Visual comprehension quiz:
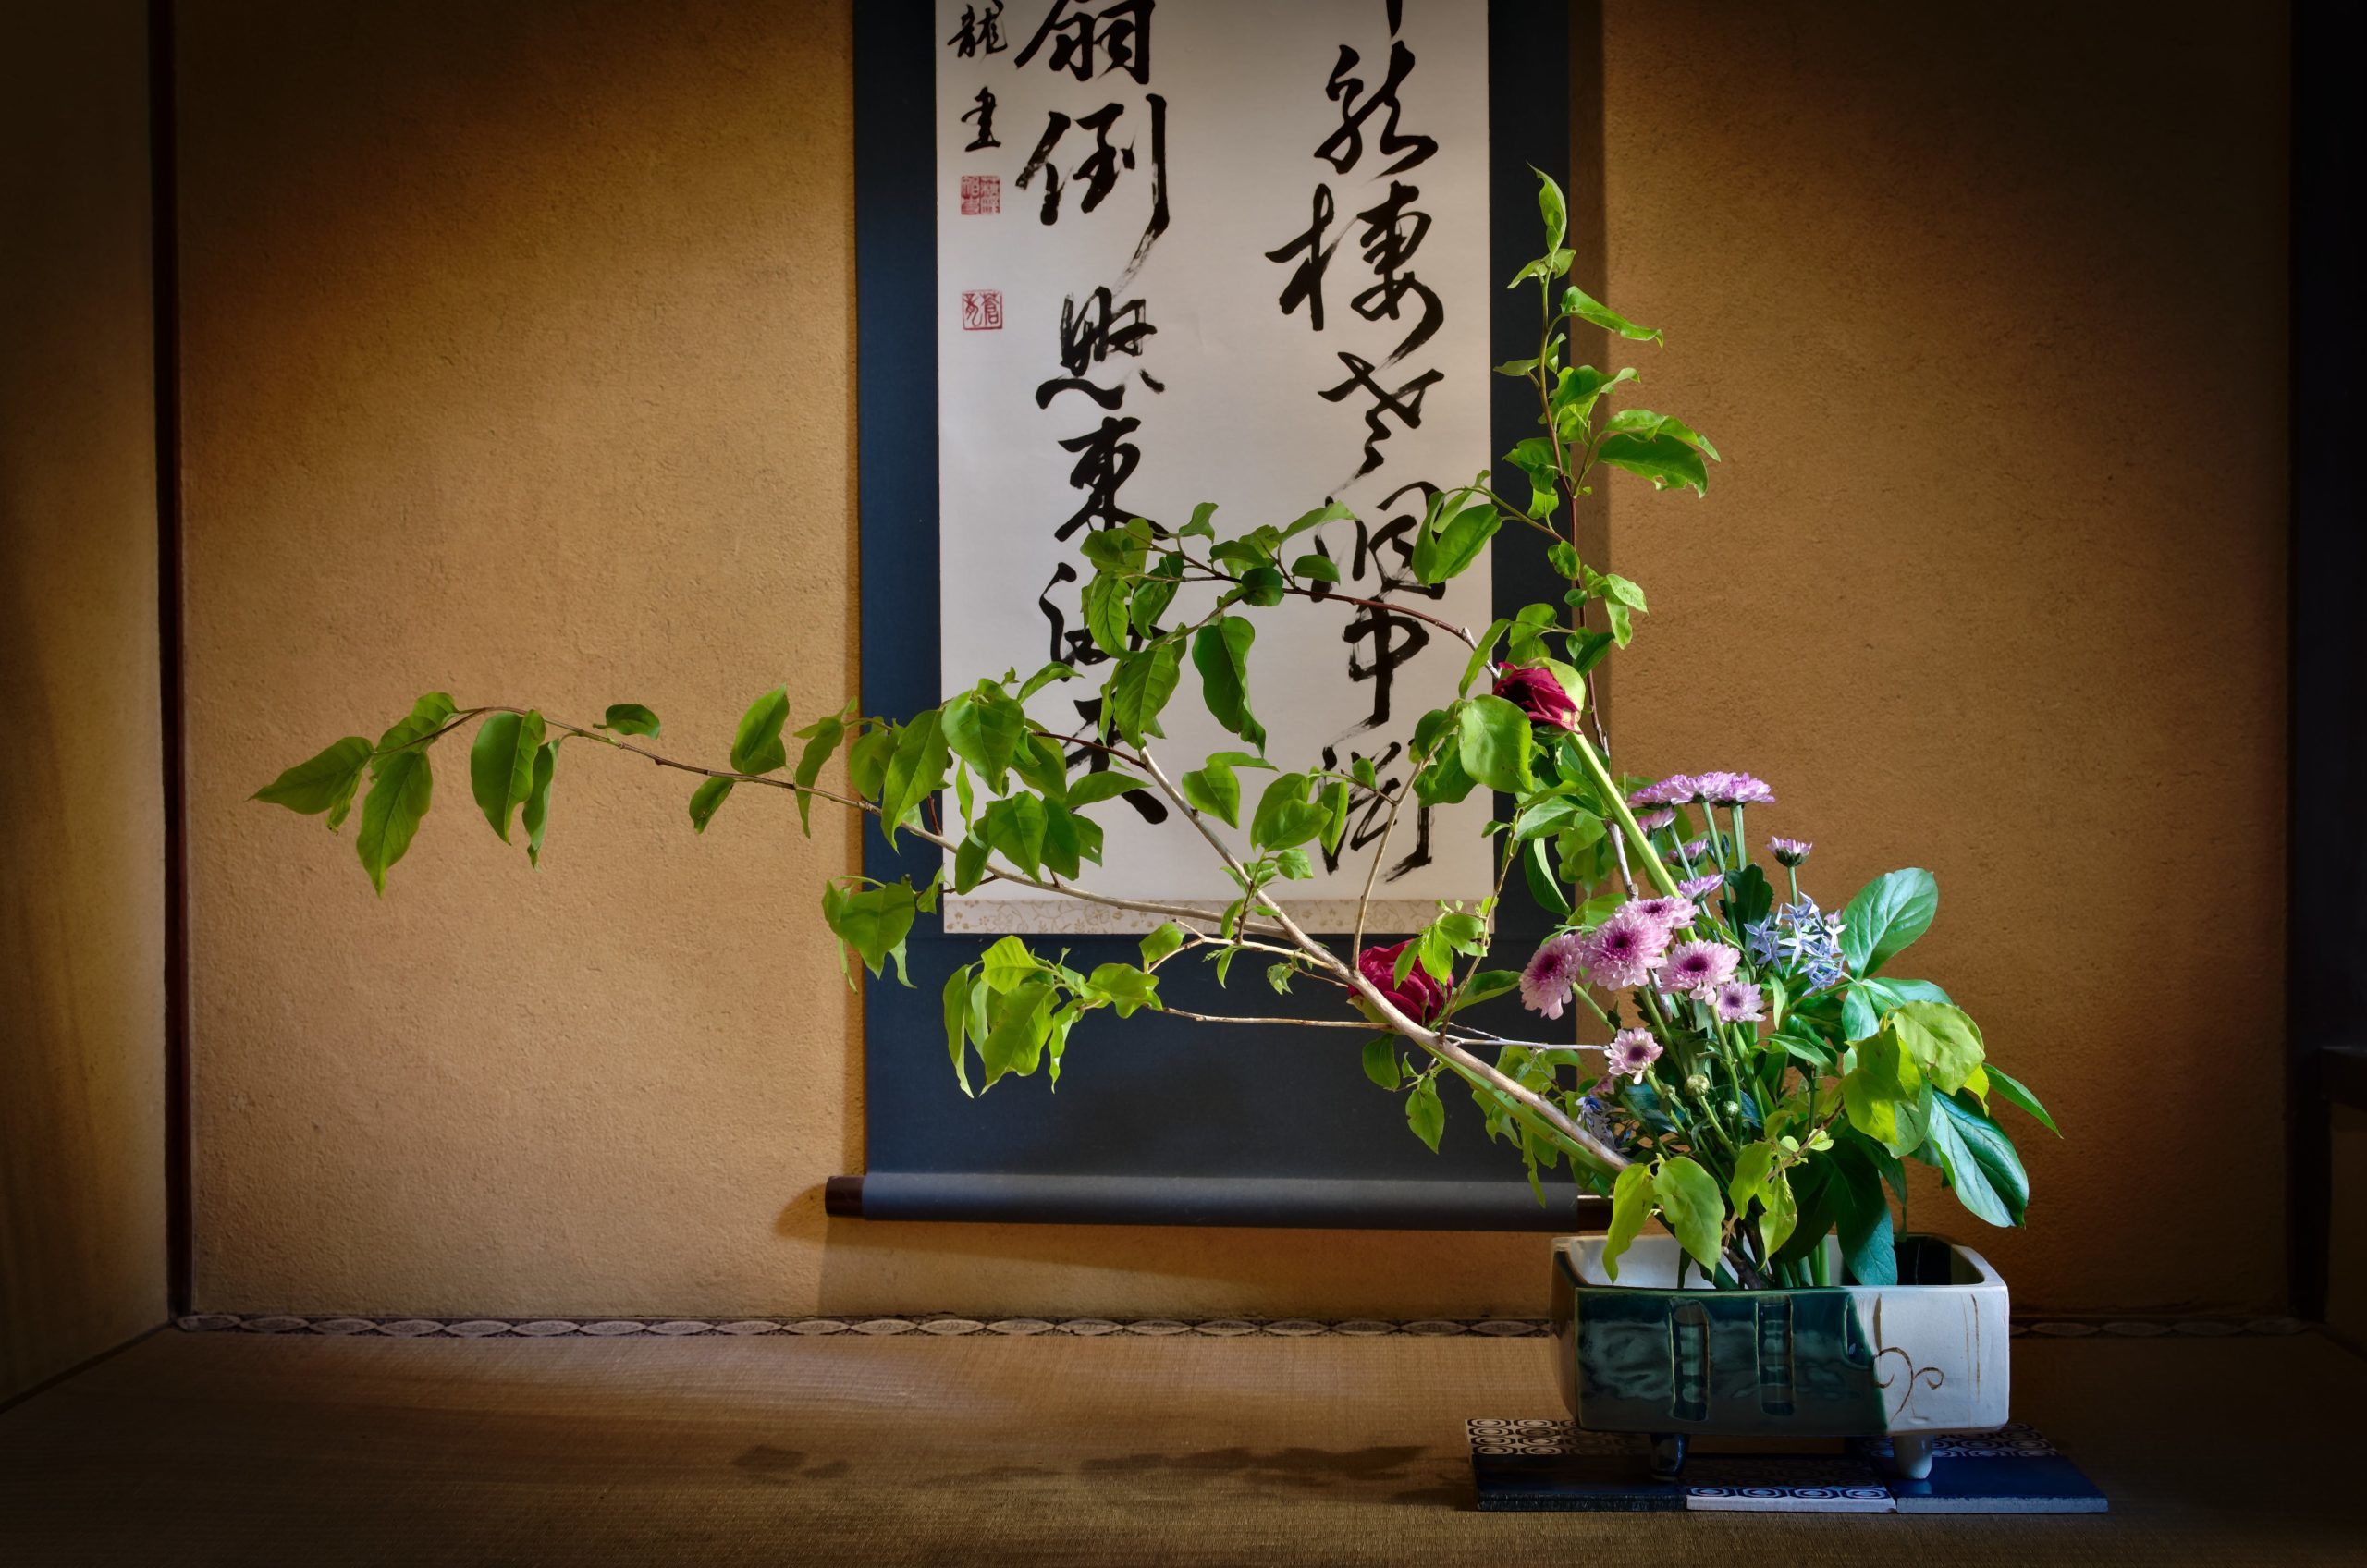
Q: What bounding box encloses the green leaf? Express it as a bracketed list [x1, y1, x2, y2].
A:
[1105, 640, 1183, 745]
[730, 687, 791, 774]
[952, 831, 989, 894]
[1082, 571, 1133, 656]
[1065, 769, 1147, 807]
[1318, 779, 1351, 856]
[1883, 1001, 1985, 1096]
[1016, 661, 1075, 701]
[978, 977, 1055, 1085]
[1986, 1065, 2061, 1136]
[1248, 772, 1329, 851]
[253, 735, 374, 830]
[1290, 553, 1340, 582]
[1842, 1030, 1928, 1159]
[790, 715, 846, 834]
[940, 689, 1026, 794]
[355, 747, 434, 895]
[1561, 284, 1662, 343]
[468, 709, 545, 843]
[980, 934, 1040, 993]
[1362, 1036, 1403, 1091]
[1405, 1075, 1446, 1152]
[1604, 409, 1720, 463]
[941, 964, 975, 1096]
[1595, 432, 1709, 496]
[1727, 1142, 1797, 1256]
[1085, 962, 1160, 1018]
[1139, 922, 1186, 968]
[1279, 499, 1354, 540]
[1832, 1144, 1898, 1286]
[1456, 695, 1536, 792]
[521, 740, 558, 864]
[1192, 617, 1265, 752]
[1924, 1091, 2028, 1226]
[821, 879, 921, 985]
[1445, 970, 1521, 1017]
[1600, 1162, 1654, 1281]
[373, 692, 458, 764]
[1842, 868, 1938, 976]
[1534, 167, 1568, 255]
[1652, 1155, 1725, 1274]
[877, 709, 948, 848]
[846, 723, 896, 799]
[984, 793, 1047, 875]
[1181, 760, 1240, 827]
[1178, 501, 1220, 539]
[597, 703, 661, 737]
[688, 776, 734, 833]
[1413, 501, 1501, 583]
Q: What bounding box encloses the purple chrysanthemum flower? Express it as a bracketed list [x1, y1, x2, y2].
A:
[1628, 773, 1699, 808]
[1578, 906, 1672, 992]
[1687, 770, 1737, 804]
[1680, 837, 1712, 861]
[1769, 836, 1812, 866]
[1705, 773, 1775, 806]
[1677, 873, 1723, 900]
[1628, 895, 1697, 932]
[1713, 980, 1765, 1023]
[1635, 807, 1676, 832]
[1662, 939, 1740, 998]
[1518, 931, 1590, 1021]
[1604, 1027, 1663, 1083]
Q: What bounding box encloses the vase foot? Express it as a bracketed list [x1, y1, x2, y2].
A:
[1887, 1432, 1934, 1480]
[1649, 1433, 1688, 1479]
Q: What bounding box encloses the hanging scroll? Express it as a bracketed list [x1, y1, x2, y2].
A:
[934, 0, 1494, 933]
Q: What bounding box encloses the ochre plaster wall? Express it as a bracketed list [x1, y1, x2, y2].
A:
[184, 0, 2289, 1317]
[0, 1, 167, 1398]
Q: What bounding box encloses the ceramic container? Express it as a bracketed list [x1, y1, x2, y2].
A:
[1549, 1232, 2010, 1478]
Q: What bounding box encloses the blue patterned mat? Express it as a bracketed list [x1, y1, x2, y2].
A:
[1468, 1419, 2107, 1513]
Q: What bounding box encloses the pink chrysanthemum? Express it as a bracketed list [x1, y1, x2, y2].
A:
[1635, 807, 1676, 832]
[1713, 980, 1765, 1023]
[1579, 907, 1671, 992]
[1681, 837, 1712, 861]
[1704, 772, 1775, 806]
[1628, 774, 1698, 807]
[1677, 873, 1724, 900]
[1662, 940, 1740, 998]
[1769, 837, 1812, 866]
[1627, 895, 1698, 932]
[1604, 1027, 1663, 1083]
[1519, 931, 1590, 1021]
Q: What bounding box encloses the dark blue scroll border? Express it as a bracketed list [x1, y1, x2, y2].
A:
[844, 0, 1603, 1230]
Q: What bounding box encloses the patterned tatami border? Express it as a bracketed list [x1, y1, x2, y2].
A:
[174, 1313, 2314, 1341]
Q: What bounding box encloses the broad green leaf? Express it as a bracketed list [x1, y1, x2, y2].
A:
[1279, 500, 1353, 540]
[598, 704, 660, 737]
[1884, 1001, 1985, 1096]
[791, 715, 846, 834]
[373, 692, 458, 765]
[1192, 617, 1265, 751]
[1016, 661, 1074, 700]
[730, 686, 791, 774]
[1600, 1161, 1654, 1280]
[941, 964, 975, 1096]
[1842, 868, 1938, 976]
[1456, 695, 1536, 792]
[468, 709, 544, 843]
[1291, 553, 1340, 582]
[1405, 1075, 1446, 1152]
[253, 735, 373, 830]
[846, 724, 896, 799]
[1987, 1064, 2061, 1136]
[1139, 922, 1186, 968]
[355, 747, 434, 895]
[1534, 167, 1567, 255]
[1085, 962, 1160, 1018]
[1561, 284, 1662, 343]
[985, 793, 1047, 874]
[1652, 1155, 1725, 1274]
[521, 740, 558, 865]
[1594, 431, 1708, 496]
[1924, 1090, 2028, 1226]
[1318, 779, 1351, 856]
[1832, 1143, 1899, 1286]
[940, 689, 1025, 794]
[1842, 1031, 1928, 1158]
[952, 831, 989, 894]
[688, 776, 733, 832]
[1249, 773, 1329, 851]
[979, 977, 1055, 1086]
[1065, 769, 1147, 807]
[1603, 409, 1720, 463]
[1082, 571, 1132, 656]
[1010, 731, 1068, 801]
[820, 879, 920, 985]
[1177, 501, 1220, 539]
[877, 709, 948, 848]
[1362, 1035, 1403, 1090]
[1039, 797, 1085, 878]
[980, 934, 1039, 993]
[1413, 502, 1501, 583]
[1105, 640, 1183, 745]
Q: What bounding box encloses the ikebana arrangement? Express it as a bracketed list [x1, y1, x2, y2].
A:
[256, 171, 2054, 1313]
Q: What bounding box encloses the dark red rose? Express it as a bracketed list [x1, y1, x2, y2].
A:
[1492, 664, 1579, 730]
[1356, 939, 1448, 1025]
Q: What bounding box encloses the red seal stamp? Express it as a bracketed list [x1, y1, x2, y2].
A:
[960, 174, 1000, 215]
[960, 290, 1004, 331]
